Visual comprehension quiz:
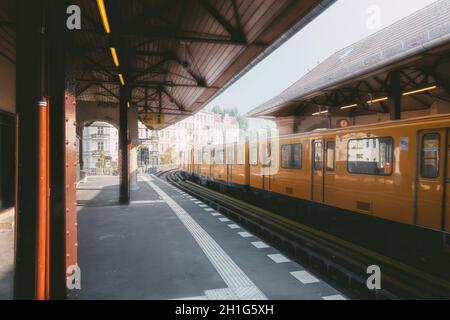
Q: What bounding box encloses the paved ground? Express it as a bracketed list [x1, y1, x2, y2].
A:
[0, 210, 14, 300]
[77, 175, 346, 300]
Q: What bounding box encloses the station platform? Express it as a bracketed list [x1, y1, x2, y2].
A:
[0, 209, 14, 300]
[77, 174, 347, 300]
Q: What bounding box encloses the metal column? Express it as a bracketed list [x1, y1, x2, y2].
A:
[120, 86, 130, 204]
[388, 70, 401, 120]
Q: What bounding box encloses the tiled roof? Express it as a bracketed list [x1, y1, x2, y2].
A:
[247, 0, 450, 117]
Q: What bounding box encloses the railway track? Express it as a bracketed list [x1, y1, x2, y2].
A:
[164, 170, 450, 300]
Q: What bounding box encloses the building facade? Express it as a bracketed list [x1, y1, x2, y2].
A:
[82, 122, 119, 175]
[138, 111, 241, 168]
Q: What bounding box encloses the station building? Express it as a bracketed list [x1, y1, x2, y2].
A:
[247, 1, 450, 134]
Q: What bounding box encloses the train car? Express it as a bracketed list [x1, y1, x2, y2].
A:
[249, 114, 450, 233]
[180, 114, 450, 234]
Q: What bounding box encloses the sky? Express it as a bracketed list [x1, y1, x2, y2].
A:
[202, 0, 438, 130]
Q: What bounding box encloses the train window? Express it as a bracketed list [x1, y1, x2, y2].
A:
[262, 143, 272, 167]
[281, 144, 302, 169]
[250, 144, 258, 166]
[0, 112, 15, 211]
[326, 141, 335, 172]
[313, 141, 323, 171]
[236, 144, 245, 165]
[226, 145, 234, 164]
[421, 133, 440, 179]
[347, 137, 393, 175]
[216, 148, 224, 164]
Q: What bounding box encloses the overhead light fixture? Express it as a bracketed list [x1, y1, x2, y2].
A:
[312, 110, 329, 116]
[118, 73, 125, 86]
[127, 102, 131, 108]
[110, 47, 119, 67]
[97, 0, 111, 34]
[402, 85, 437, 96]
[340, 103, 358, 110]
[367, 97, 388, 104]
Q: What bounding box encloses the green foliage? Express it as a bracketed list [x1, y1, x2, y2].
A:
[160, 145, 174, 164]
[211, 106, 248, 131]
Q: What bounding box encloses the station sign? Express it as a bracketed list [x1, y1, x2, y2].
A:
[139, 113, 165, 126]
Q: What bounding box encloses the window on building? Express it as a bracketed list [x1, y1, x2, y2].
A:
[313, 141, 323, 171]
[421, 133, 440, 178]
[97, 126, 104, 135]
[347, 137, 393, 175]
[326, 141, 335, 172]
[281, 144, 302, 169]
[250, 144, 258, 166]
[97, 142, 104, 151]
[0, 112, 15, 210]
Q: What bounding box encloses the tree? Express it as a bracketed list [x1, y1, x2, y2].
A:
[211, 105, 223, 115]
[212, 106, 248, 131]
[160, 146, 174, 164]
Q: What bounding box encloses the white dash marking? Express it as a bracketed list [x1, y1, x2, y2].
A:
[228, 224, 240, 229]
[211, 212, 221, 217]
[322, 295, 347, 300]
[251, 241, 270, 249]
[219, 218, 231, 222]
[290, 271, 320, 284]
[238, 232, 253, 238]
[198, 204, 207, 208]
[204, 208, 214, 212]
[267, 254, 290, 263]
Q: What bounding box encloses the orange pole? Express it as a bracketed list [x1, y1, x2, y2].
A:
[45, 97, 51, 299]
[36, 97, 50, 300]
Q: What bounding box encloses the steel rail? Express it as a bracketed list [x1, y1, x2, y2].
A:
[165, 171, 450, 300]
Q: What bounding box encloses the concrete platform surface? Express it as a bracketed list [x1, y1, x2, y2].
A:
[0, 209, 14, 300]
[77, 175, 346, 300]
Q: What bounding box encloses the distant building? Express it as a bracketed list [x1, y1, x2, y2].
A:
[82, 122, 119, 175]
[138, 111, 240, 168]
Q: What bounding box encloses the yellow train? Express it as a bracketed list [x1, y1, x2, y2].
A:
[181, 114, 450, 234]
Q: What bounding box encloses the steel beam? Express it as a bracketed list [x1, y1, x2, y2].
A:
[388, 70, 402, 120]
[119, 86, 130, 204]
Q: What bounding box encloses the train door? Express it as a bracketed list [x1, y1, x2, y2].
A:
[226, 144, 234, 183]
[446, 133, 450, 232]
[262, 142, 271, 191]
[311, 139, 324, 202]
[415, 128, 449, 232]
[324, 139, 336, 203]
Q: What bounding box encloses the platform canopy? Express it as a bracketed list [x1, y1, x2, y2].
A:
[63, 0, 333, 129]
[247, 0, 450, 119]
